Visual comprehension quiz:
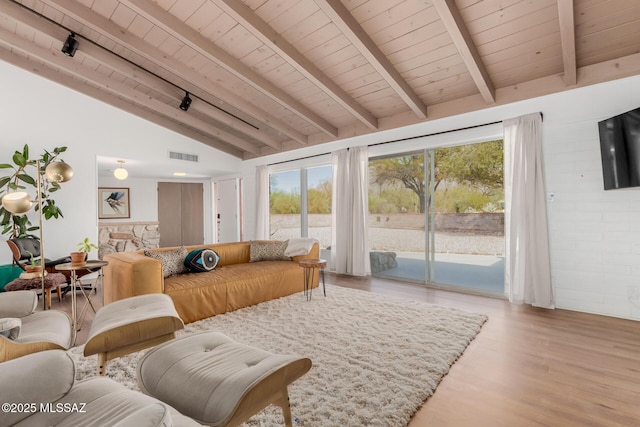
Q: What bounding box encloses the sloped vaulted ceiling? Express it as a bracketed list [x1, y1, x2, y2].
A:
[1, 0, 639, 159]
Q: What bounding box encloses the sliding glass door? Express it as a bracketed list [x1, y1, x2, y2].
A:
[369, 152, 428, 281]
[368, 140, 505, 295]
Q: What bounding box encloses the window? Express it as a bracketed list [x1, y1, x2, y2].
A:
[269, 165, 332, 252]
[269, 169, 301, 240]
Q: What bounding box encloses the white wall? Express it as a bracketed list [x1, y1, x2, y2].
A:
[241, 74, 640, 321]
[98, 175, 214, 243]
[0, 60, 240, 262]
[98, 176, 159, 222]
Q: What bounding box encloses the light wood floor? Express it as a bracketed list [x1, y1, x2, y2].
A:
[49, 275, 640, 426]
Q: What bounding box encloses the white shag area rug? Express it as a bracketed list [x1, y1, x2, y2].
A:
[69, 285, 487, 426]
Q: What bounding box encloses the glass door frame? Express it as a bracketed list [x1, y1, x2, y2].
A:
[369, 123, 504, 293]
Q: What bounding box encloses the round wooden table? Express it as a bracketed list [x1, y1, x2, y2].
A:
[298, 259, 326, 301]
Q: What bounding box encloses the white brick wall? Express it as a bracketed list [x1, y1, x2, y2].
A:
[542, 76, 640, 320]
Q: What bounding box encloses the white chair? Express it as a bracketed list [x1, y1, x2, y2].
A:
[0, 350, 202, 426]
[0, 290, 73, 362]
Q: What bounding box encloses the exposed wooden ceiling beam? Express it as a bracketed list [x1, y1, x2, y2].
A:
[0, 26, 260, 156]
[314, 0, 427, 119]
[41, 0, 309, 146]
[215, 0, 379, 130]
[85, 47, 283, 150]
[120, 0, 338, 139]
[558, 0, 577, 86]
[82, 45, 283, 150]
[431, 0, 496, 104]
[0, 48, 244, 158]
[3, 0, 282, 151]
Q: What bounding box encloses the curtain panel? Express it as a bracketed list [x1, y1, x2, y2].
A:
[503, 113, 554, 308]
[254, 165, 269, 240]
[331, 147, 371, 276]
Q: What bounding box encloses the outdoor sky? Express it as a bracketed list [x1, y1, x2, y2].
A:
[270, 165, 332, 193]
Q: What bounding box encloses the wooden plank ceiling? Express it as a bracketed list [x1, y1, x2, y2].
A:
[1, 0, 639, 159]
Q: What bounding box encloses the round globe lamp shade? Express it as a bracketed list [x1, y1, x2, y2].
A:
[1, 192, 33, 214]
[45, 161, 74, 183]
[114, 167, 128, 180]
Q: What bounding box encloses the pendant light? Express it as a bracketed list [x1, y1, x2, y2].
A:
[114, 160, 128, 180]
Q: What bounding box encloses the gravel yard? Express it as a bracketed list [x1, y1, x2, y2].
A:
[271, 226, 504, 256]
[368, 228, 505, 256]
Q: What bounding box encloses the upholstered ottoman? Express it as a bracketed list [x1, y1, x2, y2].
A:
[137, 332, 312, 427]
[84, 293, 184, 375]
[5, 272, 67, 309]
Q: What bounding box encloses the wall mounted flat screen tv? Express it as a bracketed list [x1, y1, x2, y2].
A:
[598, 107, 640, 190]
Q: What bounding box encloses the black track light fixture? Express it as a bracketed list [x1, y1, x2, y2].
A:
[61, 32, 79, 57]
[179, 92, 192, 111]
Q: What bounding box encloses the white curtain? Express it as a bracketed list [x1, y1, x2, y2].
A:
[254, 165, 269, 240]
[503, 113, 554, 308]
[331, 147, 370, 276]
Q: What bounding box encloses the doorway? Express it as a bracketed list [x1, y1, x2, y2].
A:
[157, 182, 204, 247]
[368, 140, 505, 295]
[216, 178, 241, 243]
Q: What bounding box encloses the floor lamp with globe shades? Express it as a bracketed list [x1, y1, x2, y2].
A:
[1, 160, 73, 310]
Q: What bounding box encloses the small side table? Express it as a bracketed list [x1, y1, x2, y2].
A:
[56, 260, 108, 337]
[298, 259, 326, 301]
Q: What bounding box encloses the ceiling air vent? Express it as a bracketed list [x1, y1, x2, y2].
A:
[169, 151, 199, 162]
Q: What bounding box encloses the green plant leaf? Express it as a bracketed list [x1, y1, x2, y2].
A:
[14, 214, 28, 224]
[12, 152, 26, 167]
[0, 177, 11, 188]
[1, 210, 11, 226]
[0, 164, 14, 169]
[8, 182, 26, 190]
[17, 174, 37, 186]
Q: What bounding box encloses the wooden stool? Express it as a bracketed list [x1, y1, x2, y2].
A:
[298, 259, 326, 301]
[4, 273, 67, 309]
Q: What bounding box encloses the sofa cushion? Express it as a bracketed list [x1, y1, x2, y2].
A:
[144, 246, 189, 278]
[184, 248, 220, 272]
[249, 240, 290, 262]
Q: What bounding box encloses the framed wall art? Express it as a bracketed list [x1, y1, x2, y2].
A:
[98, 187, 130, 219]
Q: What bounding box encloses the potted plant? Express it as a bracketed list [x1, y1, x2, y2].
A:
[24, 250, 43, 273]
[71, 237, 98, 264]
[0, 144, 69, 238]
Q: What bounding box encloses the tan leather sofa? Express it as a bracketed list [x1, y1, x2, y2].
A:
[103, 241, 319, 323]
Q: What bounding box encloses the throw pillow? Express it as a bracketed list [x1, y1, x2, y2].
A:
[144, 247, 188, 278]
[184, 248, 220, 272]
[250, 240, 290, 262]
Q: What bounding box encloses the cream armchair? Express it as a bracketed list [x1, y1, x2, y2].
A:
[0, 350, 202, 427]
[0, 290, 73, 362]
